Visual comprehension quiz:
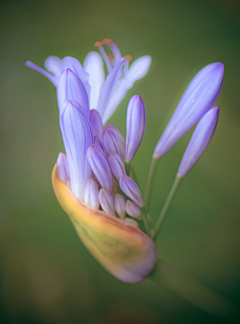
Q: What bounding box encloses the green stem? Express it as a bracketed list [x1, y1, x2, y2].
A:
[141, 206, 151, 236]
[154, 175, 182, 238]
[150, 259, 239, 321]
[144, 156, 160, 212]
[125, 161, 131, 176]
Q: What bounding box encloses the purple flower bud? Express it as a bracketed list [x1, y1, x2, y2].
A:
[114, 194, 126, 219]
[105, 125, 125, 159]
[93, 135, 104, 150]
[57, 69, 89, 117]
[102, 128, 120, 156]
[60, 101, 93, 200]
[84, 178, 99, 209]
[126, 200, 142, 219]
[125, 95, 145, 163]
[90, 109, 103, 140]
[119, 174, 144, 207]
[154, 62, 224, 158]
[56, 152, 70, 183]
[87, 144, 113, 192]
[108, 151, 126, 180]
[178, 106, 219, 177]
[99, 188, 115, 216]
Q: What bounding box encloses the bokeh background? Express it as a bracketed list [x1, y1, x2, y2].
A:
[1, 0, 240, 323]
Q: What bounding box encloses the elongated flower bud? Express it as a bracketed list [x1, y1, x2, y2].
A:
[126, 200, 142, 219]
[125, 95, 145, 163]
[90, 109, 103, 140]
[93, 135, 104, 150]
[102, 128, 120, 156]
[178, 106, 219, 177]
[56, 152, 70, 183]
[57, 69, 89, 117]
[154, 63, 224, 158]
[99, 188, 115, 216]
[84, 178, 99, 209]
[87, 144, 113, 192]
[108, 151, 126, 180]
[60, 101, 93, 200]
[119, 174, 144, 207]
[105, 125, 125, 159]
[114, 194, 126, 219]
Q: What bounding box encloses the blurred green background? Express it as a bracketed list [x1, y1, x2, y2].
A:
[1, 0, 240, 323]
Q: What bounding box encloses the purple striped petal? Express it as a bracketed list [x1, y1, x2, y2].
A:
[87, 144, 113, 192]
[44, 56, 62, 76]
[105, 125, 125, 159]
[125, 95, 145, 163]
[56, 152, 70, 182]
[119, 174, 144, 207]
[99, 188, 115, 215]
[126, 200, 142, 219]
[25, 61, 58, 86]
[93, 135, 104, 150]
[114, 194, 126, 219]
[178, 106, 219, 177]
[60, 101, 93, 200]
[154, 62, 224, 158]
[102, 56, 151, 124]
[108, 151, 126, 180]
[83, 51, 105, 109]
[84, 178, 99, 209]
[90, 109, 103, 140]
[97, 59, 125, 120]
[61, 56, 90, 97]
[102, 128, 120, 156]
[57, 69, 89, 117]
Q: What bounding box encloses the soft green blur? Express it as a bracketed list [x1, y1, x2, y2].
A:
[0, 0, 240, 323]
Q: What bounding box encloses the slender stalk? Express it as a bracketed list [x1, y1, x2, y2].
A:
[150, 259, 239, 321]
[144, 156, 160, 211]
[125, 161, 131, 176]
[154, 175, 182, 238]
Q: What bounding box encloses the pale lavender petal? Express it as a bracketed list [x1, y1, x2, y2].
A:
[83, 51, 105, 109]
[56, 152, 70, 182]
[178, 106, 219, 177]
[97, 59, 125, 119]
[114, 194, 126, 219]
[125, 95, 146, 163]
[119, 174, 144, 207]
[60, 101, 93, 200]
[57, 69, 89, 117]
[84, 178, 99, 209]
[61, 56, 90, 97]
[101, 56, 151, 124]
[25, 61, 58, 86]
[99, 188, 115, 216]
[125, 200, 142, 219]
[90, 109, 103, 140]
[87, 144, 113, 192]
[108, 151, 126, 180]
[44, 56, 62, 76]
[102, 128, 120, 156]
[154, 62, 224, 158]
[105, 125, 125, 159]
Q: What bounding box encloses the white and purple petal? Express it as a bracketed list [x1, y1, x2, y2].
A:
[84, 178, 99, 209]
[114, 194, 126, 219]
[125, 200, 142, 219]
[119, 174, 144, 207]
[56, 152, 70, 183]
[99, 188, 115, 216]
[108, 151, 126, 180]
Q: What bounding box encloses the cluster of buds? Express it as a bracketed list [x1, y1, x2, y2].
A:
[26, 39, 224, 283]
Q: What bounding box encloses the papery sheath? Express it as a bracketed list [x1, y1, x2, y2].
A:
[178, 106, 219, 177]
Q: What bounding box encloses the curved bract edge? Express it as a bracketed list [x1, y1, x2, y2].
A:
[52, 164, 158, 283]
